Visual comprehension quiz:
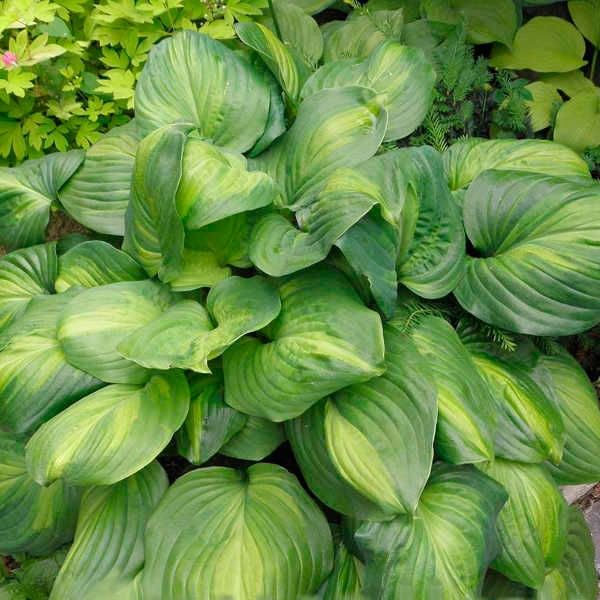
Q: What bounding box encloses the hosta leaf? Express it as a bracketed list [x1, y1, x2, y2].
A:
[479, 460, 567, 589]
[123, 125, 186, 282]
[118, 300, 213, 371]
[139, 464, 333, 600]
[422, 0, 517, 47]
[540, 70, 596, 98]
[49, 462, 168, 600]
[304, 41, 434, 141]
[248, 171, 379, 277]
[224, 266, 385, 421]
[443, 138, 590, 192]
[525, 81, 563, 132]
[335, 211, 400, 319]
[220, 416, 285, 461]
[554, 92, 600, 153]
[168, 248, 231, 292]
[0, 292, 102, 434]
[185, 213, 253, 269]
[558, 506, 597, 599]
[456, 170, 600, 335]
[272, 0, 324, 68]
[0, 243, 57, 335]
[355, 464, 507, 600]
[396, 146, 466, 299]
[57, 279, 175, 384]
[287, 399, 389, 521]
[483, 506, 596, 598]
[252, 86, 387, 210]
[323, 324, 437, 515]
[569, 0, 600, 46]
[466, 346, 564, 464]
[236, 21, 308, 104]
[135, 31, 273, 152]
[55, 240, 146, 292]
[176, 137, 277, 230]
[247, 57, 288, 158]
[0, 150, 84, 250]
[25, 371, 189, 486]
[489, 17, 586, 72]
[58, 122, 140, 236]
[398, 314, 496, 463]
[321, 543, 365, 600]
[322, 10, 404, 62]
[119, 276, 281, 372]
[176, 374, 246, 465]
[0, 434, 80, 556]
[532, 349, 600, 484]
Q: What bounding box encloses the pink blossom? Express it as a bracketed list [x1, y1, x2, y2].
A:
[1, 51, 18, 68]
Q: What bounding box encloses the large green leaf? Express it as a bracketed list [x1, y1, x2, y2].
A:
[0, 243, 57, 335]
[398, 313, 496, 464]
[236, 21, 309, 105]
[455, 170, 600, 336]
[176, 136, 278, 230]
[302, 41, 434, 141]
[0, 150, 84, 250]
[0, 292, 102, 434]
[220, 415, 285, 461]
[443, 138, 590, 192]
[554, 92, 600, 153]
[135, 31, 275, 152]
[322, 10, 404, 62]
[118, 276, 281, 372]
[482, 506, 596, 599]
[176, 374, 246, 465]
[117, 300, 213, 371]
[489, 17, 586, 72]
[462, 338, 564, 464]
[25, 371, 189, 486]
[252, 86, 387, 210]
[558, 506, 597, 599]
[422, 0, 517, 47]
[532, 349, 600, 484]
[396, 146, 466, 299]
[287, 399, 389, 521]
[224, 266, 385, 421]
[355, 464, 507, 599]
[525, 81, 563, 132]
[49, 462, 167, 600]
[272, 0, 323, 69]
[58, 122, 140, 236]
[335, 211, 400, 318]
[320, 324, 437, 515]
[0, 434, 80, 556]
[540, 70, 596, 98]
[321, 542, 365, 600]
[55, 240, 146, 292]
[57, 279, 175, 384]
[478, 460, 567, 589]
[248, 170, 380, 277]
[139, 464, 333, 599]
[569, 0, 600, 46]
[123, 125, 186, 282]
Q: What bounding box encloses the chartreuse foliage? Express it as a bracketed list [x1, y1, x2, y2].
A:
[1, 7, 600, 600]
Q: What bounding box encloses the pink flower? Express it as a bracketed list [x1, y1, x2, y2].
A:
[1, 51, 18, 68]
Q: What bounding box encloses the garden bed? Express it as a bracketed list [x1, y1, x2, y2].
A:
[1, 1, 600, 599]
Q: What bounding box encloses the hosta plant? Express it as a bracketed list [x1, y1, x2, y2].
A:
[1, 4, 600, 599]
